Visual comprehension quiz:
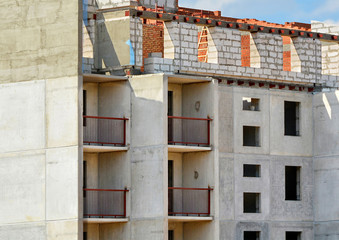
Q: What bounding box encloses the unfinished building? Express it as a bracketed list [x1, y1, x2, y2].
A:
[1, 0, 339, 239]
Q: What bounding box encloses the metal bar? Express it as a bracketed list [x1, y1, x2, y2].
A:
[168, 115, 213, 121]
[123, 119, 126, 146]
[208, 188, 211, 216]
[168, 212, 210, 215]
[168, 141, 209, 145]
[84, 141, 124, 145]
[124, 188, 127, 217]
[84, 115, 129, 120]
[168, 187, 213, 191]
[84, 188, 129, 192]
[207, 118, 211, 146]
[84, 214, 126, 217]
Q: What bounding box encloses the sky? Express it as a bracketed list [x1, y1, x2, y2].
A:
[179, 0, 339, 25]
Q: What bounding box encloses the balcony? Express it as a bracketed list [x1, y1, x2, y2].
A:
[83, 188, 129, 223]
[168, 116, 212, 152]
[168, 187, 213, 222]
[83, 115, 128, 152]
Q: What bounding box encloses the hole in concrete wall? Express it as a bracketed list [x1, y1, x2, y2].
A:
[243, 193, 260, 213]
[243, 164, 261, 177]
[286, 231, 301, 240]
[285, 166, 301, 201]
[244, 231, 260, 240]
[284, 101, 300, 136]
[168, 230, 174, 240]
[243, 126, 260, 147]
[83, 232, 87, 240]
[243, 97, 260, 111]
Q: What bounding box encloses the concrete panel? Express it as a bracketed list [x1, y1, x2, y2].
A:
[233, 87, 270, 155]
[84, 153, 99, 189]
[315, 221, 339, 240]
[183, 221, 214, 240]
[84, 223, 99, 240]
[270, 90, 313, 156]
[218, 86, 234, 153]
[130, 146, 166, 218]
[99, 152, 129, 189]
[169, 222, 183, 240]
[47, 220, 79, 240]
[219, 220, 236, 239]
[99, 81, 131, 118]
[270, 221, 313, 240]
[313, 91, 339, 156]
[46, 77, 79, 148]
[314, 155, 339, 221]
[100, 222, 130, 240]
[0, 81, 45, 153]
[0, 222, 46, 240]
[84, 83, 99, 116]
[131, 219, 166, 240]
[219, 154, 235, 221]
[270, 156, 313, 221]
[46, 146, 79, 220]
[234, 154, 270, 221]
[0, 150, 45, 224]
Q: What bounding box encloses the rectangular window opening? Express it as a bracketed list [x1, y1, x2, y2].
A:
[243, 164, 261, 177]
[243, 193, 260, 213]
[285, 166, 301, 201]
[286, 231, 301, 240]
[243, 126, 260, 147]
[168, 230, 174, 240]
[244, 231, 260, 240]
[284, 101, 300, 136]
[243, 97, 260, 111]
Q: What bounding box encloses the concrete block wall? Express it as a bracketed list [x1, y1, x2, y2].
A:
[142, 21, 339, 87]
[130, 17, 143, 68]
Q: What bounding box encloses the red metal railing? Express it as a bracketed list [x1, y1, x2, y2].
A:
[83, 188, 128, 218]
[83, 116, 128, 146]
[168, 187, 213, 216]
[168, 116, 212, 146]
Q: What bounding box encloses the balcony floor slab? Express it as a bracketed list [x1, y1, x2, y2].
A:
[168, 145, 212, 153]
[168, 216, 213, 222]
[83, 145, 129, 153]
[83, 218, 129, 224]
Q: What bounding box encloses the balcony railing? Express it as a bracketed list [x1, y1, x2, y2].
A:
[83, 116, 128, 146]
[168, 116, 212, 146]
[83, 188, 129, 218]
[168, 187, 213, 217]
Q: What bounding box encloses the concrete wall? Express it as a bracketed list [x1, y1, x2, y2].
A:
[313, 91, 339, 240]
[0, 0, 82, 239]
[218, 85, 314, 240]
[129, 74, 167, 239]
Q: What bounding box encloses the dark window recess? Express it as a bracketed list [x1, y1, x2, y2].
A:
[83, 232, 87, 240]
[83, 161, 87, 198]
[243, 126, 260, 147]
[285, 166, 301, 201]
[284, 101, 300, 136]
[244, 231, 260, 240]
[244, 193, 260, 213]
[168, 91, 173, 142]
[243, 164, 261, 177]
[243, 98, 260, 111]
[168, 160, 174, 213]
[286, 231, 301, 240]
[168, 230, 174, 240]
[83, 90, 87, 126]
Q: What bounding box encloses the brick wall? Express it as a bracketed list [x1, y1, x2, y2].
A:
[282, 36, 292, 71]
[142, 21, 164, 71]
[241, 32, 251, 67]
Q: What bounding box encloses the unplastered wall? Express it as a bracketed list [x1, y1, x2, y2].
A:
[159, 22, 339, 87]
[312, 21, 339, 77]
[96, 11, 142, 69]
[0, 0, 82, 239]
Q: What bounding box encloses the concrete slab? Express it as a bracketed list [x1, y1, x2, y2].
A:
[167, 74, 212, 84]
[84, 218, 128, 224]
[83, 74, 127, 83]
[168, 216, 213, 222]
[83, 146, 129, 153]
[168, 145, 212, 153]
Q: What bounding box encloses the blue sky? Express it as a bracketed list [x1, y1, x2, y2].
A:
[179, 0, 339, 25]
